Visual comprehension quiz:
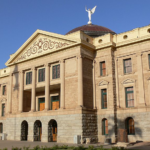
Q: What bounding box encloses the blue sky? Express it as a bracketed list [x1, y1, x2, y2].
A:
[0, 0, 150, 69]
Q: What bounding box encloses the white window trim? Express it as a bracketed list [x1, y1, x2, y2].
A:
[24, 70, 32, 86]
[50, 63, 60, 81]
[121, 80, 136, 108]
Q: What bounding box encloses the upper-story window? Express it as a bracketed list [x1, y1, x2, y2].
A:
[26, 72, 32, 85]
[2, 104, 5, 117]
[101, 89, 107, 109]
[0, 123, 3, 133]
[124, 58, 132, 74]
[38, 68, 45, 82]
[100, 61, 106, 76]
[52, 65, 60, 79]
[125, 87, 134, 108]
[148, 54, 150, 69]
[2, 86, 6, 95]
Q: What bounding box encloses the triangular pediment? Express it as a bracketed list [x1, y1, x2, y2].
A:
[122, 79, 135, 84]
[99, 80, 109, 86]
[6, 30, 79, 66]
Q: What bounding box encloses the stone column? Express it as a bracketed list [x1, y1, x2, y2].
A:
[45, 63, 50, 110]
[60, 59, 65, 109]
[137, 53, 146, 105]
[93, 60, 96, 109]
[19, 70, 24, 113]
[78, 55, 83, 107]
[31, 68, 36, 112]
[8, 73, 13, 114]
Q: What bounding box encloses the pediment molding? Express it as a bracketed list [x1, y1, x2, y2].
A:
[99, 80, 109, 86]
[6, 30, 78, 66]
[122, 78, 135, 84]
[1, 98, 7, 103]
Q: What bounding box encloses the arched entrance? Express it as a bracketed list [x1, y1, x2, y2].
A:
[21, 121, 28, 141]
[34, 120, 42, 141]
[48, 119, 57, 142]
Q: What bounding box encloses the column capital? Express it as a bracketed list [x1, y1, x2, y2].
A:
[31, 67, 36, 71]
[59, 59, 65, 63]
[44, 63, 50, 67]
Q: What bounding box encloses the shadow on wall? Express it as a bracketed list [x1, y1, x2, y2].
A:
[13, 65, 19, 98]
[106, 115, 142, 142]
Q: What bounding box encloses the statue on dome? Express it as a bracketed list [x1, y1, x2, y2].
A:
[85, 6, 97, 25]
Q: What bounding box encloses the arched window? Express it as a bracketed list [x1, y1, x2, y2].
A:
[0, 123, 3, 133]
[102, 119, 108, 135]
[126, 117, 135, 135]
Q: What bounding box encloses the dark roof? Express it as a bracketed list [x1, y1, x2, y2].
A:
[66, 24, 116, 37]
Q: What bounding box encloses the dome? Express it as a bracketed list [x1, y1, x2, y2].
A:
[66, 24, 115, 37]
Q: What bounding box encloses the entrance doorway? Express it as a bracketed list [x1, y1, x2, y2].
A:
[48, 119, 57, 142]
[34, 120, 42, 141]
[38, 98, 45, 111]
[21, 121, 28, 141]
[51, 96, 60, 110]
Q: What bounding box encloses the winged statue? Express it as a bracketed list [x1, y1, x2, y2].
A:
[85, 6, 97, 24]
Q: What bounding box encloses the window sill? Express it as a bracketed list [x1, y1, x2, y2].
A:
[122, 72, 134, 76]
[98, 75, 108, 78]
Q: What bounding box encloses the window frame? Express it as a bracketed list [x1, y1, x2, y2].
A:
[100, 61, 106, 76]
[102, 119, 108, 135]
[123, 58, 132, 74]
[2, 85, 6, 95]
[38, 68, 45, 82]
[101, 89, 107, 109]
[0, 123, 3, 133]
[125, 87, 134, 108]
[2, 103, 5, 117]
[52, 64, 60, 79]
[26, 71, 32, 85]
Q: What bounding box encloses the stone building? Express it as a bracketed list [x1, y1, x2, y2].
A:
[0, 23, 150, 143]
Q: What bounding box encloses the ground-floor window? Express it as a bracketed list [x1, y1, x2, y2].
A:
[0, 123, 3, 133]
[126, 117, 135, 135]
[102, 118, 108, 135]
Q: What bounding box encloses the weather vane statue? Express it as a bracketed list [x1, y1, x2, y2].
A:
[85, 6, 97, 24]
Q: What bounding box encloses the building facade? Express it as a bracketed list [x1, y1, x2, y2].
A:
[0, 24, 150, 143]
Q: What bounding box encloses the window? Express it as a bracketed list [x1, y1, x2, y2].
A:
[125, 87, 134, 107]
[101, 89, 107, 109]
[100, 62, 106, 76]
[2, 104, 5, 116]
[0, 123, 3, 133]
[51, 96, 60, 110]
[26, 72, 32, 85]
[126, 118, 135, 135]
[148, 54, 150, 69]
[124, 58, 132, 74]
[52, 65, 60, 79]
[2, 86, 6, 95]
[38, 68, 45, 82]
[102, 119, 108, 135]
